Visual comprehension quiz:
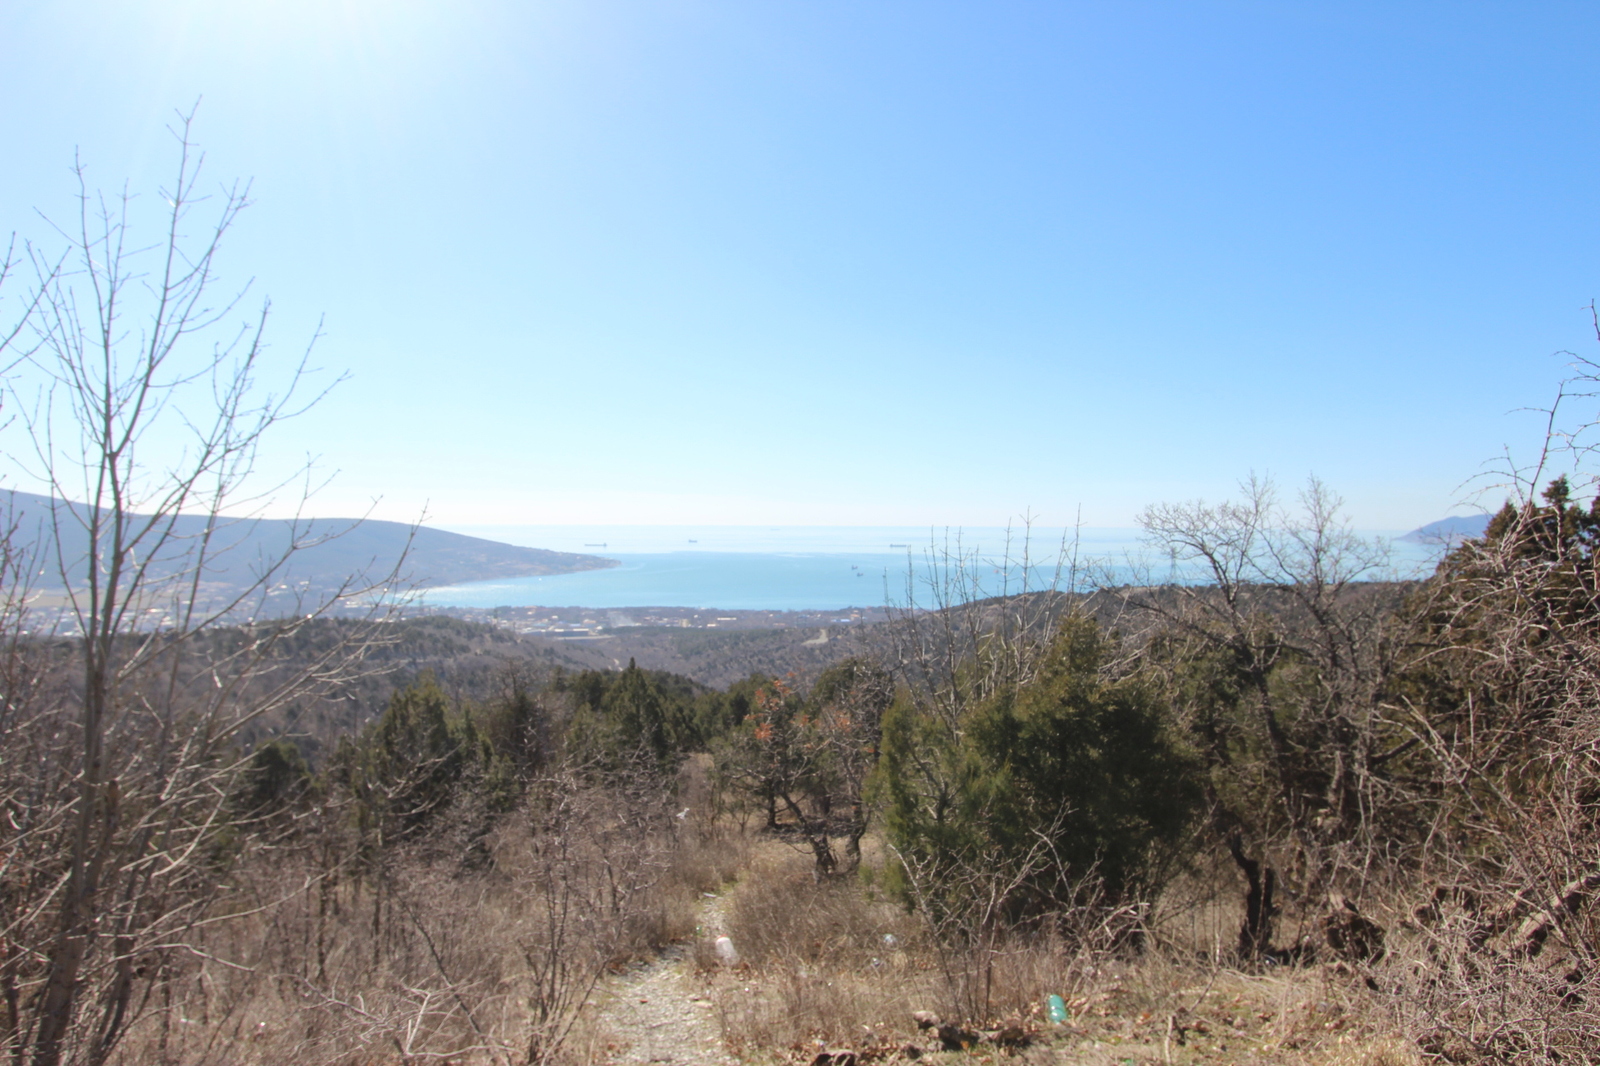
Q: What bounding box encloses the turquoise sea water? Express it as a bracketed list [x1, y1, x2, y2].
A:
[417, 551, 951, 610]
[418, 526, 1447, 611]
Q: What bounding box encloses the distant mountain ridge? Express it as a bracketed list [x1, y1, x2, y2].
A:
[0, 489, 617, 596]
[1401, 514, 1491, 544]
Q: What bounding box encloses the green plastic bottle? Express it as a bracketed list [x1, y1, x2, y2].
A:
[1046, 994, 1069, 1025]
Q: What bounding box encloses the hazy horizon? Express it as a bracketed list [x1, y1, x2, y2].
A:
[434, 521, 1451, 554]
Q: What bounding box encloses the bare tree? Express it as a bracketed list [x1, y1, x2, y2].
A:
[1106, 476, 1406, 957]
[809, 657, 892, 873]
[0, 110, 399, 1066]
[885, 520, 1082, 732]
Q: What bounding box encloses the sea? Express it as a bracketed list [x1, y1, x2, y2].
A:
[415, 525, 1448, 612]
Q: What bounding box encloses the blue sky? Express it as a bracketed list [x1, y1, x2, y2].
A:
[2, 1, 1598, 530]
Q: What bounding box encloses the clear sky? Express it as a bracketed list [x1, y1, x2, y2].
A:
[2, 0, 1598, 530]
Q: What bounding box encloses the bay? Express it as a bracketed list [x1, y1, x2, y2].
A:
[416, 526, 1447, 611]
[416, 552, 943, 611]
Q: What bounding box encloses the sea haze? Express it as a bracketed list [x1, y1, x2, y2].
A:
[432, 525, 1099, 556]
[419, 526, 1446, 611]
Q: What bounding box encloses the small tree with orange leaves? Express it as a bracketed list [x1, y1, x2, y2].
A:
[714, 676, 841, 874]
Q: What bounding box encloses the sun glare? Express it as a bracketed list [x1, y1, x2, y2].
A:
[152, 0, 459, 91]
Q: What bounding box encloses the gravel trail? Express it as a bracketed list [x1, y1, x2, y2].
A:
[592, 894, 735, 1065]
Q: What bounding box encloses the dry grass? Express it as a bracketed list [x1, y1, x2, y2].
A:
[693, 838, 1426, 1066]
[705, 848, 931, 1055]
[100, 773, 740, 1066]
[88, 803, 1470, 1066]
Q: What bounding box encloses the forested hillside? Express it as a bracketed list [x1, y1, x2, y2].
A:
[8, 474, 1600, 1064]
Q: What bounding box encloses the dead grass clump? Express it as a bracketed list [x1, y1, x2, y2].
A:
[669, 818, 751, 897]
[973, 918, 1124, 1026]
[707, 835, 1430, 1063]
[1022, 960, 1414, 1066]
[710, 849, 933, 1053]
[723, 852, 916, 969]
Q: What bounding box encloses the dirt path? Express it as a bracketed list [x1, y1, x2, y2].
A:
[592, 893, 736, 1065]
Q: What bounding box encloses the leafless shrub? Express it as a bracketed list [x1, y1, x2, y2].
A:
[886, 815, 1147, 1027]
[886, 519, 1082, 732]
[80, 757, 725, 1066]
[1358, 339, 1600, 1064]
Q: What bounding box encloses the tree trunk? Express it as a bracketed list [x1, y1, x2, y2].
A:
[1228, 834, 1275, 962]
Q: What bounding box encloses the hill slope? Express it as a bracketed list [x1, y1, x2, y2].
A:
[1401, 514, 1491, 544]
[1, 489, 616, 595]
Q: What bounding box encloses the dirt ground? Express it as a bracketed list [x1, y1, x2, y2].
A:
[590, 891, 738, 1065]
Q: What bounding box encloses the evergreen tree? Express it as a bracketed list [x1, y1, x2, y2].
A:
[362, 673, 481, 836]
[233, 737, 314, 821]
[563, 660, 694, 774]
[879, 616, 1200, 916]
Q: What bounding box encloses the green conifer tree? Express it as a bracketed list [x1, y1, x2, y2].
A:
[879, 616, 1200, 917]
